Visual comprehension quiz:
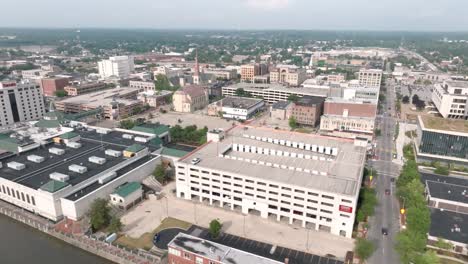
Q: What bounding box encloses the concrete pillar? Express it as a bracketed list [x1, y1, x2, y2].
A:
[220, 201, 224, 208]
[288, 216, 293, 225]
[302, 220, 306, 228]
[276, 214, 281, 221]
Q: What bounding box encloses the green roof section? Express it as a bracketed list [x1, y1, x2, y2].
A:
[40, 180, 70, 193]
[34, 119, 62, 128]
[113, 182, 142, 198]
[60, 132, 79, 139]
[125, 144, 146, 153]
[0, 133, 20, 153]
[161, 147, 189, 158]
[132, 123, 170, 136]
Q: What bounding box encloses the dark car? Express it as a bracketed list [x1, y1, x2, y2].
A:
[390, 178, 395, 183]
[382, 228, 388, 235]
[385, 189, 391, 195]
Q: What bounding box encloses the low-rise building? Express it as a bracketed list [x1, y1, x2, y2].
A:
[207, 96, 265, 120]
[109, 182, 143, 210]
[0, 127, 161, 221]
[432, 80, 468, 119]
[416, 115, 468, 167]
[270, 101, 292, 120]
[56, 87, 142, 120]
[129, 80, 156, 92]
[240, 63, 268, 82]
[202, 68, 237, 80]
[358, 69, 382, 89]
[175, 125, 367, 238]
[137, 90, 173, 108]
[172, 85, 208, 113]
[270, 65, 307, 86]
[153, 66, 184, 79]
[40, 77, 70, 97]
[64, 82, 108, 96]
[320, 97, 377, 135]
[289, 96, 324, 126]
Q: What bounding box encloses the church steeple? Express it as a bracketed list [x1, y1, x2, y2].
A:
[194, 49, 200, 77]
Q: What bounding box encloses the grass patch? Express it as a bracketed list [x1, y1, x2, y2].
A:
[116, 217, 192, 250]
[295, 128, 312, 134]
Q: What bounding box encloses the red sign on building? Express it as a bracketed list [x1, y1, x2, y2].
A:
[339, 205, 353, 213]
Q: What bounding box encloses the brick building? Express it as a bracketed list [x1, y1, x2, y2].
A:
[40, 77, 70, 97]
[290, 96, 325, 126]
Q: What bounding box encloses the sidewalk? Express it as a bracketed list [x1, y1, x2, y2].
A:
[121, 182, 354, 258]
[393, 121, 417, 166]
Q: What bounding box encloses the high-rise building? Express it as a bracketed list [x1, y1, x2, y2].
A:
[98, 56, 135, 79]
[432, 80, 468, 119]
[358, 69, 382, 89]
[0, 80, 46, 127]
[240, 63, 268, 82]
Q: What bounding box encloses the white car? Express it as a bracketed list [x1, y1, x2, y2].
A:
[191, 158, 201, 165]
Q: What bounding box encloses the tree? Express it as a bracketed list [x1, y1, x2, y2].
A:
[153, 163, 167, 183]
[235, 88, 252, 97]
[108, 215, 123, 233]
[287, 94, 299, 102]
[434, 166, 449, 175]
[415, 250, 440, 264]
[434, 238, 453, 250]
[119, 119, 135, 129]
[402, 95, 410, 104]
[356, 187, 378, 222]
[289, 116, 298, 129]
[354, 238, 375, 261]
[155, 74, 172, 90]
[209, 219, 222, 239]
[89, 198, 111, 231]
[55, 90, 67, 97]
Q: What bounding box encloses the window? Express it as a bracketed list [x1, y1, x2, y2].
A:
[168, 248, 181, 257]
[281, 193, 291, 198]
[321, 202, 333, 207]
[322, 195, 334, 200]
[341, 199, 352, 203]
[281, 186, 292, 191]
[183, 252, 191, 259]
[269, 191, 278, 195]
[196, 257, 204, 264]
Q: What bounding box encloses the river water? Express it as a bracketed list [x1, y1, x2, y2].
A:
[0, 215, 113, 264]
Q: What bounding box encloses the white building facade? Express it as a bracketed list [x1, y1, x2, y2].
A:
[98, 56, 135, 79]
[0, 80, 46, 127]
[358, 69, 382, 89]
[432, 80, 468, 119]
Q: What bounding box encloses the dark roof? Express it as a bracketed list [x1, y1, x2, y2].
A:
[40, 179, 70, 193]
[132, 123, 170, 136]
[271, 101, 291, 110]
[220, 96, 263, 110]
[429, 208, 468, 244]
[427, 180, 468, 204]
[178, 85, 206, 98]
[295, 96, 325, 106]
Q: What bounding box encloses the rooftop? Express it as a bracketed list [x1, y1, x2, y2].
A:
[112, 182, 142, 198]
[56, 87, 140, 108]
[426, 180, 468, 204]
[419, 115, 468, 134]
[132, 123, 170, 136]
[295, 96, 325, 106]
[168, 233, 281, 264]
[429, 208, 468, 244]
[180, 126, 366, 196]
[271, 101, 291, 110]
[219, 96, 264, 109]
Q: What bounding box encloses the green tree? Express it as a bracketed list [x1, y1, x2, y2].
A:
[108, 215, 123, 233]
[434, 238, 453, 250]
[54, 90, 68, 97]
[354, 238, 375, 261]
[209, 219, 222, 239]
[89, 198, 111, 231]
[356, 187, 378, 222]
[289, 116, 298, 129]
[434, 166, 449, 175]
[287, 94, 299, 102]
[414, 250, 440, 264]
[402, 95, 410, 104]
[153, 163, 167, 183]
[119, 119, 135, 129]
[155, 74, 172, 90]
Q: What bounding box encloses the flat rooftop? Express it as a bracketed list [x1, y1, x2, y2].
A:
[57, 87, 140, 107]
[429, 208, 468, 244]
[169, 233, 281, 264]
[422, 172, 468, 204]
[445, 80, 468, 88]
[0, 128, 160, 191]
[224, 83, 330, 97]
[419, 115, 468, 134]
[220, 96, 263, 109]
[180, 126, 366, 196]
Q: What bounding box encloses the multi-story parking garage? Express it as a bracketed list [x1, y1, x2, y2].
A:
[175, 126, 367, 238]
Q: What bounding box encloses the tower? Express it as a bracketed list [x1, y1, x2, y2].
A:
[193, 49, 200, 85]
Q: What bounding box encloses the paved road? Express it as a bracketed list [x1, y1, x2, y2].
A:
[367, 78, 401, 264]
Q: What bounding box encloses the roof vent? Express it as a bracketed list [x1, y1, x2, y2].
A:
[7, 161, 25, 171]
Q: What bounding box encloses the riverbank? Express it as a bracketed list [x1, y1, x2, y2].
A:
[0, 200, 162, 264]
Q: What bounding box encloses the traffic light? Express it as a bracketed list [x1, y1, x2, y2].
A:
[400, 208, 406, 215]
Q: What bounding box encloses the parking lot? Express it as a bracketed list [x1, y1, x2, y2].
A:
[120, 182, 354, 258]
[147, 110, 236, 130]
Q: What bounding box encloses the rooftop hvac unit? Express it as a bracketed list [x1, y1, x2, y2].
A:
[332, 148, 338, 156]
[98, 171, 117, 184]
[27, 155, 45, 163]
[66, 141, 82, 149]
[318, 146, 324, 153]
[69, 164, 87, 174]
[96, 129, 109, 134]
[105, 149, 122, 157]
[134, 136, 148, 143]
[88, 156, 106, 165]
[325, 147, 331, 155]
[50, 172, 70, 182]
[49, 147, 65, 155]
[7, 161, 25, 171]
[122, 134, 134, 139]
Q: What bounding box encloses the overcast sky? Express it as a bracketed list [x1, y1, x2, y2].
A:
[1, 0, 468, 31]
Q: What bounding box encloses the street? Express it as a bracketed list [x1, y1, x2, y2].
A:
[367, 78, 402, 264]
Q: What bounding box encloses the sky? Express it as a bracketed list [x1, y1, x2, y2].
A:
[1, 0, 468, 31]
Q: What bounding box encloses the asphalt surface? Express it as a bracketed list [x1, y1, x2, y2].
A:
[367, 78, 402, 264]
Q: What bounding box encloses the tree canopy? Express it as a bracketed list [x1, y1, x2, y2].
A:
[89, 198, 111, 231]
[209, 219, 222, 239]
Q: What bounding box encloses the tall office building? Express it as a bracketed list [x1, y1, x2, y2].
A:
[358, 69, 382, 89]
[0, 80, 46, 127]
[98, 56, 135, 79]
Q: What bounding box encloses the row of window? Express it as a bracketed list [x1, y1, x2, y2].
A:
[0, 185, 36, 206]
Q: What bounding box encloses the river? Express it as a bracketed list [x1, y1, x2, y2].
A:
[0, 215, 114, 264]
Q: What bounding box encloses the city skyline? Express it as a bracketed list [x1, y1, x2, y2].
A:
[1, 0, 468, 31]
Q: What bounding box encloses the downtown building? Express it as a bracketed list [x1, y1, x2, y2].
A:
[175, 126, 367, 238]
[0, 125, 162, 221]
[270, 65, 307, 87]
[0, 80, 46, 127]
[98, 56, 135, 79]
[432, 80, 468, 120]
[358, 69, 382, 89]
